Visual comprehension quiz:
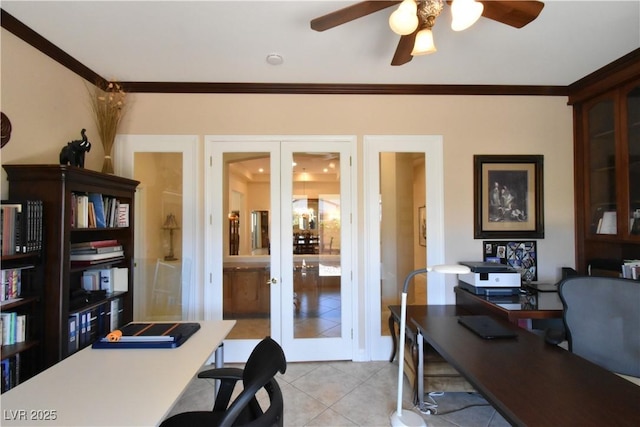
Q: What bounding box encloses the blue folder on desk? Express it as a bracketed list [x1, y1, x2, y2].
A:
[92, 322, 201, 349]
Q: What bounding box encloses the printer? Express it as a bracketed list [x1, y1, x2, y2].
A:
[458, 261, 521, 296]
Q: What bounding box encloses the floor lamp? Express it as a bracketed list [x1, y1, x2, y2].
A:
[390, 264, 471, 427]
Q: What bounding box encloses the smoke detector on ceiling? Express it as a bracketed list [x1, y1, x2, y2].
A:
[266, 54, 284, 65]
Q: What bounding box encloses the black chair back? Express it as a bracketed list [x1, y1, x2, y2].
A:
[559, 276, 640, 377]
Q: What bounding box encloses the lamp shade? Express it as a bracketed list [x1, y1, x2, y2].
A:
[389, 0, 419, 35]
[411, 28, 437, 56]
[162, 213, 180, 230]
[451, 0, 484, 31]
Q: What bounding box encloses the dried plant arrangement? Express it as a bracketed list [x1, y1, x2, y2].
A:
[87, 81, 127, 173]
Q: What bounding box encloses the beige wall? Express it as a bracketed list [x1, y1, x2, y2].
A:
[1, 27, 575, 296]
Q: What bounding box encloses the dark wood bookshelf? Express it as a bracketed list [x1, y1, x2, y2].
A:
[3, 165, 139, 368]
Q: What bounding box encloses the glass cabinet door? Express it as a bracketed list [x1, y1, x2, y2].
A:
[587, 97, 617, 236]
[626, 85, 640, 237]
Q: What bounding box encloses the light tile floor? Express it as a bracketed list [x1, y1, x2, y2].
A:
[167, 360, 509, 427]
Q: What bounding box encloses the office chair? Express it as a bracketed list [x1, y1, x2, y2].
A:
[160, 336, 287, 427]
[545, 276, 640, 381]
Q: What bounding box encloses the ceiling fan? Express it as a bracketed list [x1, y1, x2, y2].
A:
[310, 0, 544, 66]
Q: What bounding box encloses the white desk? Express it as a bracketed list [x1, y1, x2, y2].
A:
[1, 320, 235, 426]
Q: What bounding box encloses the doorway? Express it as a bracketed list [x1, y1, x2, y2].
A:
[364, 136, 446, 361]
[115, 134, 200, 321]
[205, 136, 355, 362]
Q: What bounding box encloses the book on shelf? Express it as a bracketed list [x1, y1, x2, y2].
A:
[81, 270, 101, 291]
[1, 268, 22, 302]
[117, 203, 130, 227]
[71, 244, 123, 255]
[113, 267, 129, 292]
[68, 313, 79, 354]
[72, 193, 124, 229]
[87, 202, 96, 228]
[70, 250, 124, 262]
[75, 194, 89, 228]
[1, 353, 22, 393]
[1, 200, 43, 255]
[81, 267, 127, 293]
[88, 193, 106, 228]
[101, 196, 120, 228]
[70, 239, 120, 250]
[110, 298, 123, 331]
[0, 312, 26, 346]
[71, 257, 125, 268]
[622, 260, 640, 280]
[596, 211, 617, 234]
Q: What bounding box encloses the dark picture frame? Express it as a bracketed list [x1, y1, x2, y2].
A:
[483, 240, 538, 282]
[474, 155, 544, 239]
[418, 206, 426, 247]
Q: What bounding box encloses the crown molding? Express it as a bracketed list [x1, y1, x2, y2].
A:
[119, 81, 566, 96]
[1, 9, 106, 88]
[567, 48, 640, 105]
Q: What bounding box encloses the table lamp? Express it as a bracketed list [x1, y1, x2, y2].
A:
[390, 264, 471, 427]
[162, 213, 180, 261]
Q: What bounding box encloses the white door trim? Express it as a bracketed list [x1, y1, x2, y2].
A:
[114, 134, 201, 320]
[204, 135, 357, 362]
[363, 135, 445, 361]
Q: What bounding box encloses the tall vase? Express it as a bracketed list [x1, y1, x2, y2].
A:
[101, 139, 115, 174]
[101, 155, 114, 174]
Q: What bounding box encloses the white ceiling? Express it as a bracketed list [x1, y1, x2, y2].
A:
[2, 0, 639, 87]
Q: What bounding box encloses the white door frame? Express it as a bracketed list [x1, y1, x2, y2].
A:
[204, 135, 357, 362]
[363, 135, 446, 361]
[114, 134, 201, 320]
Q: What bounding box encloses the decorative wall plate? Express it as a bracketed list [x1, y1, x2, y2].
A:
[1, 112, 12, 148]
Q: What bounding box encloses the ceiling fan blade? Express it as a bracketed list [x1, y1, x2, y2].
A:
[479, 1, 544, 28]
[311, 1, 400, 31]
[391, 32, 417, 66]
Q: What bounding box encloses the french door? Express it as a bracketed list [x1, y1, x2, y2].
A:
[205, 136, 355, 362]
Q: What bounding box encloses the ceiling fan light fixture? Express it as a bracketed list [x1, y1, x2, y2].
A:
[389, 0, 419, 35]
[450, 0, 484, 31]
[411, 27, 437, 56]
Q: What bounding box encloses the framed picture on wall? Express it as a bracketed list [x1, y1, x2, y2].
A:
[418, 206, 426, 247]
[474, 155, 544, 239]
[483, 240, 538, 282]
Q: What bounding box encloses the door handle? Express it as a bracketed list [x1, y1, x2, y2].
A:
[267, 277, 278, 285]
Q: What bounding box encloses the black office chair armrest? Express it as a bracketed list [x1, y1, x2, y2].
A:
[544, 328, 566, 346]
[198, 367, 243, 380]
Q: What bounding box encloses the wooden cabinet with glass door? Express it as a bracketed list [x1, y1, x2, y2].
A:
[572, 74, 640, 276]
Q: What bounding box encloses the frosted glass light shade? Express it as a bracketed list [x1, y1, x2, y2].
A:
[389, 0, 419, 35]
[411, 28, 437, 55]
[451, 0, 484, 31]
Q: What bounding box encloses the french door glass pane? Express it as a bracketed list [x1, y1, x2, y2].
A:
[379, 152, 426, 335]
[133, 152, 184, 321]
[292, 153, 342, 338]
[223, 153, 271, 339]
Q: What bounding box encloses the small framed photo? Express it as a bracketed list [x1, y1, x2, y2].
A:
[418, 206, 426, 247]
[474, 155, 544, 239]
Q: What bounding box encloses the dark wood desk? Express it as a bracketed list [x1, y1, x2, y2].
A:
[388, 305, 471, 403]
[454, 285, 562, 325]
[411, 313, 640, 426]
